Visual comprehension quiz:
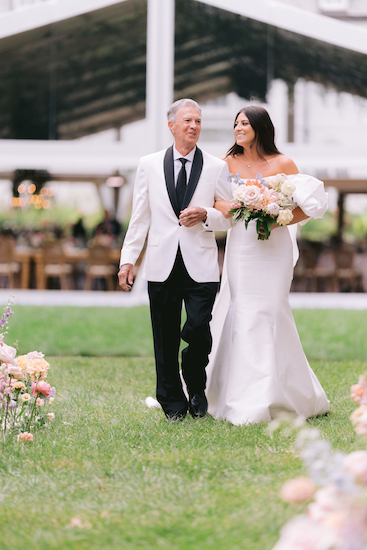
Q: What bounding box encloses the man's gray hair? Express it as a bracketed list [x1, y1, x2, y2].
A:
[167, 99, 201, 122]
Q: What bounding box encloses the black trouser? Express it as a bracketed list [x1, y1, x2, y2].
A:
[148, 249, 218, 417]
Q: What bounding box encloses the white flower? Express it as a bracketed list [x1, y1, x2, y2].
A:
[47, 412, 55, 420]
[277, 209, 294, 226]
[281, 180, 296, 196]
[266, 202, 280, 216]
[21, 393, 31, 403]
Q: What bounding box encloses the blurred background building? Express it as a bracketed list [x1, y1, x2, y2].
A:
[0, 0, 366, 291]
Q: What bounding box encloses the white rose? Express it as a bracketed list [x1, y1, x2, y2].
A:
[277, 209, 294, 226]
[266, 202, 280, 217]
[281, 180, 296, 196]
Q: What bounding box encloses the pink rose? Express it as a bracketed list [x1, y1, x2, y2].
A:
[0, 342, 18, 367]
[351, 384, 365, 404]
[27, 351, 45, 361]
[17, 432, 33, 442]
[32, 380, 51, 396]
[239, 185, 263, 209]
[7, 364, 24, 380]
[343, 450, 367, 484]
[280, 476, 316, 503]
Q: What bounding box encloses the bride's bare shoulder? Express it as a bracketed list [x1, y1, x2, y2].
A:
[272, 154, 299, 175]
[221, 154, 236, 171]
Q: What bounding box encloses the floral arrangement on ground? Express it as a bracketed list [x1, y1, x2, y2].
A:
[0, 296, 56, 442]
[271, 376, 367, 549]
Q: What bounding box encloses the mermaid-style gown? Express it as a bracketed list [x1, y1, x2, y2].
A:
[206, 174, 330, 425]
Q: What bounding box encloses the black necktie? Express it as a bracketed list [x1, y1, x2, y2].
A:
[176, 158, 188, 210]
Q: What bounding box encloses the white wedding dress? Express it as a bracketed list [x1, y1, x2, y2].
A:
[206, 174, 330, 425]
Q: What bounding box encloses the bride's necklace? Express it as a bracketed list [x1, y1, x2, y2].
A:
[244, 157, 262, 169]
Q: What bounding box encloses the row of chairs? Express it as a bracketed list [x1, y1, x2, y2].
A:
[294, 242, 363, 292]
[0, 239, 118, 291]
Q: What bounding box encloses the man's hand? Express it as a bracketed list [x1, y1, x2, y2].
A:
[179, 206, 207, 227]
[118, 263, 134, 291]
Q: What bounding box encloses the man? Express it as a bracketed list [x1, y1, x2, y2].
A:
[118, 98, 229, 421]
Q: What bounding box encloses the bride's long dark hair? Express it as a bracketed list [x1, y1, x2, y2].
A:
[226, 105, 281, 160]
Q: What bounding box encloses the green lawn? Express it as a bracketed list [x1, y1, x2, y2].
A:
[1, 306, 366, 549]
[7, 306, 367, 361]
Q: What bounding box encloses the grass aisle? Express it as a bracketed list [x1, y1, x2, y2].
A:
[0, 357, 365, 550]
[0, 306, 366, 549]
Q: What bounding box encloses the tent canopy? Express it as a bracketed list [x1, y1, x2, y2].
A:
[0, 0, 367, 139]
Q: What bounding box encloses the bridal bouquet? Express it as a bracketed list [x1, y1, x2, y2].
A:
[269, 375, 367, 550]
[229, 173, 296, 240]
[0, 297, 56, 441]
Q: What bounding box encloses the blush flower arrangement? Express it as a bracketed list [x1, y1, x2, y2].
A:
[0, 296, 56, 442]
[229, 173, 297, 240]
[269, 376, 367, 550]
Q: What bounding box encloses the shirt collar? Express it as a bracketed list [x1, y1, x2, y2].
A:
[173, 145, 196, 163]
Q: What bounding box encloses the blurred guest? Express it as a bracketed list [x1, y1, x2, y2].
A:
[94, 210, 121, 240]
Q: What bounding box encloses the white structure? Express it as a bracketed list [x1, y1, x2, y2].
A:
[0, 0, 367, 219]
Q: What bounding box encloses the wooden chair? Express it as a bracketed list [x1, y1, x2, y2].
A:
[0, 239, 21, 288]
[36, 240, 73, 290]
[333, 243, 363, 292]
[84, 244, 115, 291]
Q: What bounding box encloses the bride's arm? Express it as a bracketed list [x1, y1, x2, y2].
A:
[214, 200, 233, 219]
[271, 156, 309, 229]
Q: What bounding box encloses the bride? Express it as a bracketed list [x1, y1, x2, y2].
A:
[205, 105, 330, 425]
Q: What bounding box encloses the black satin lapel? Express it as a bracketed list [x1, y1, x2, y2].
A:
[182, 147, 203, 210]
[164, 145, 180, 218]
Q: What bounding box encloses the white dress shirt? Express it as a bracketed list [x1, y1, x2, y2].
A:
[173, 146, 196, 186]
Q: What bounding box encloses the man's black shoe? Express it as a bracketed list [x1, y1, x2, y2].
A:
[189, 394, 208, 418]
[165, 411, 186, 422]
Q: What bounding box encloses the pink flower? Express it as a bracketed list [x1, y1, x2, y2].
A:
[0, 342, 18, 367]
[355, 423, 367, 436]
[239, 185, 263, 209]
[7, 364, 24, 380]
[47, 412, 55, 421]
[280, 477, 316, 503]
[32, 380, 51, 396]
[308, 485, 351, 523]
[350, 405, 367, 425]
[27, 351, 45, 361]
[343, 450, 367, 484]
[272, 515, 336, 550]
[351, 384, 365, 404]
[17, 432, 33, 442]
[36, 397, 44, 407]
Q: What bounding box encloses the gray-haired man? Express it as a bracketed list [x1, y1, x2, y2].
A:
[118, 99, 230, 421]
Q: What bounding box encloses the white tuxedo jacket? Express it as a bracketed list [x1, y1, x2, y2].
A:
[120, 145, 230, 283]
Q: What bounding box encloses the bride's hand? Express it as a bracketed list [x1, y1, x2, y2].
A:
[215, 200, 233, 218]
